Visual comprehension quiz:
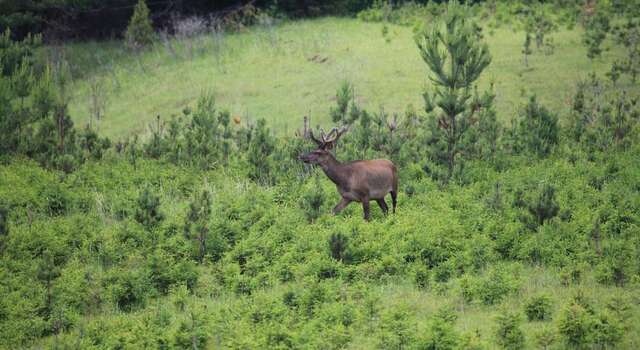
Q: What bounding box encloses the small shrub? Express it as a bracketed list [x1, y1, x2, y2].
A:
[507, 95, 559, 158]
[414, 264, 430, 289]
[605, 294, 632, 322]
[419, 307, 460, 350]
[247, 119, 275, 184]
[524, 183, 560, 228]
[591, 311, 623, 349]
[299, 175, 325, 222]
[525, 294, 553, 321]
[134, 187, 164, 229]
[377, 305, 415, 349]
[534, 325, 556, 350]
[475, 266, 519, 305]
[328, 232, 350, 262]
[583, 9, 610, 59]
[0, 204, 8, 237]
[494, 310, 525, 350]
[172, 309, 208, 349]
[557, 302, 592, 349]
[184, 189, 213, 263]
[522, 31, 533, 67]
[105, 267, 152, 312]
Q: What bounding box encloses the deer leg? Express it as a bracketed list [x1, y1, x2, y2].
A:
[332, 197, 351, 215]
[362, 199, 371, 221]
[390, 191, 397, 214]
[376, 199, 389, 216]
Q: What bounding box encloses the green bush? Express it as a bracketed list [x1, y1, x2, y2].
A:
[525, 183, 560, 228]
[0, 203, 9, 237]
[134, 187, 164, 229]
[474, 265, 520, 305]
[328, 232, 351, 262]
[525, 294, 553, 321]
[418, 307, 460, 350]
[557, 302, 592, 348]
[494, 310, 525, 350]
[534, 325, 556, 350]
[300, 175, 326, 222]
[507, 95, 559, 158]
[590, 311, 623, 349]
[105, 266, 153, 312]
[377, 305, 415, 349]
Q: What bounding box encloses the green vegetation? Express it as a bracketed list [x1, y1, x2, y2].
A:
[2, 1, 640, 349]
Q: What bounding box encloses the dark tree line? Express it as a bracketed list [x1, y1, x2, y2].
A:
[0, 0, 468, 40]
[0, 0, 382, 40]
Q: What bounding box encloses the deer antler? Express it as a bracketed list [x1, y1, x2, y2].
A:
[307, 125, 349, 150]
[323, 126, 349, 148]
[308, 129, 324, 147]
[387, 114, 398, 132]
[333, 126, 349, 142]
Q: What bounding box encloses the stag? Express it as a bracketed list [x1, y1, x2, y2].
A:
[299, 126, 398, 221]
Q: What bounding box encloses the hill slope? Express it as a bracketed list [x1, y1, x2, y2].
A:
[65, 17, 627, 138]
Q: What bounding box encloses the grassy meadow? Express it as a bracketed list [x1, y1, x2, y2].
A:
[65, 17, 629, 138]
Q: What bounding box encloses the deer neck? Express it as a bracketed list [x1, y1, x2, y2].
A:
[320, 154, 347, 186]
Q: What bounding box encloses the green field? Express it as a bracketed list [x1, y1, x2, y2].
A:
[66, 17, 628, 138]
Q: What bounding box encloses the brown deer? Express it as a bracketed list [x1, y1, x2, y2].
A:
[298, 126, 398, 221]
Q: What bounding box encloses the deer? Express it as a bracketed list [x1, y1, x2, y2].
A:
[298, 126, 398, 221]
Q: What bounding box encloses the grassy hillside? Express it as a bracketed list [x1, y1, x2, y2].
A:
[65, 17, 629, 138]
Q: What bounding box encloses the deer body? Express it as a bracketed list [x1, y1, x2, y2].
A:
[299, 126, 398, 221]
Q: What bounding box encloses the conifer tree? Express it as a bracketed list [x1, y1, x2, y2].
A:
[495, 310, 525, 350]
[184, 189, 212, 263]
[509, 95, 559, 158]
[135, 187, 164, 229]
[330, 81, 359, 126]
[583, 10, 610, 60]
[125, 0, 154, 50]
[247, 119, 275, 184]
[522, 31, 533, 67]
[0, 204, 7, 237]
[416, 0, 491, 183]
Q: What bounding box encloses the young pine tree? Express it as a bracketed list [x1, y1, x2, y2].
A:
[509, 95, 559, 158]
[522, 31, 533, 67]
[612, 17, 640, 82]
[135, 187, 164, 229]
[247, 118, 275, 184]
[330, 81, 358, 125]
[527, 183, 560, 228]
[184, 189, 212, 263]
[0, 204, 7, 237]
[125, 0, 155, 50]
[583, 10, 610, 60]
[531, 5, 557, 52]
[416, 0, 491, 183]
[495, 310, 525, 350]
[464, 85, 501, 161]
[300, 175, 325, 223]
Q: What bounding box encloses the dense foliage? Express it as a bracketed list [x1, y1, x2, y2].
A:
[1, 1, 640, 349]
